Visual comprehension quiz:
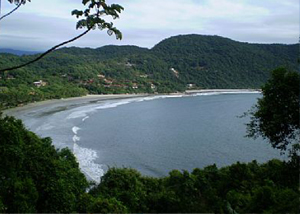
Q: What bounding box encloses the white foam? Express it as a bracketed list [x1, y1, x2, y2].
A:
[36, 123, 55, 131]
[72, 135, 80, 142]
[166, 94, 185, 98]
[135, 95, 184, 103]
[67, 109, 91, 119]
[136, 96, 159, 102]
[66, 99, 135, 120]
[82, 116, 89, 122]
[95, 100, 132, 110]
[73, 143, 104, 183]
[192, 92, 221, 96]
[193, 91, 261, 96]
[67, 96, 183, 121]
[72, 126, 81, 135]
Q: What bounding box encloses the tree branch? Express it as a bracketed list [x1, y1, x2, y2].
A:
[0, 0, 24, 21]
[0, 28, 92, 72]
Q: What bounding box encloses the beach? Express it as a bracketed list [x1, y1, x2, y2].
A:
[3, 94, 149, 117]
[3, 89, 261, 117]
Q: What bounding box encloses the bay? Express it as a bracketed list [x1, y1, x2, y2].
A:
[8, 92, 285, 182]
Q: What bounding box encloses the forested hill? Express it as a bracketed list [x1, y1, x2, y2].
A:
[0, 34, 298, 108]
[152, 35, 298, 88]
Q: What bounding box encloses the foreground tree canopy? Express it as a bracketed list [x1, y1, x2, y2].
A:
[246, 68, 300, 152]
[0, 113, 89, 213]
[0, 113, 299, 213]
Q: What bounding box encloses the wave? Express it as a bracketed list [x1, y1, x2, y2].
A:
[72, 135, 80, 143]
[192, 91, 261, 97]
[95, 99, 133, 110]
[72, 126, 81, 135]
[135, 94, 185, 103]
[67, 95, 189, 120]
[67, 107, 94, 120]
[82, 116, 89, 122]
[35, 123, 55, 131]
[66, 99, 136, 120]
[73, 143, 104, 183]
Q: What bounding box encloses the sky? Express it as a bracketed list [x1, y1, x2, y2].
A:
[0, 0, 298, 51]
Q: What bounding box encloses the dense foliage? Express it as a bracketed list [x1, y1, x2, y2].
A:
[87, 162, 299, 213]
[246, 68, 300, 152]
[0, 114, 299, 213]
[0, 35, 298, 109]
[0, 113, 89, 213]
[152, 35, 298, 88]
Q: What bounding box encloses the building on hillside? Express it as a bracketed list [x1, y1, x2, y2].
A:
[132, 83, 138, 89]
[170, 68, 179, 78]
[6, 75, 15, 80]
[150, 83, 156, 90]
[104, 79, 113, 84]
[33, 80, 47, 88]
[125, 62, 134, 67]
[97, 74, 105, 79]
[187, 83, 195, 89]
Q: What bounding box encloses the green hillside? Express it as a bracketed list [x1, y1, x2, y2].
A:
[0, 34, 298, 109]
[152, 35, 298, 88]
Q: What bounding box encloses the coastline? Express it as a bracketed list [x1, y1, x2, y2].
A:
[3, 94, 149, 117]
[185, 88, 261, 94]
[2, 89, 265, 183]
[2, 89, 261, 116]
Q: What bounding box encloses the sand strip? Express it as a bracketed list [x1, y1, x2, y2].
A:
[3, 94, 149, 117]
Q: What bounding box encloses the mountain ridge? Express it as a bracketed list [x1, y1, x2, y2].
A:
[0, 48, 41, 56]
[0, 34, 298, 108]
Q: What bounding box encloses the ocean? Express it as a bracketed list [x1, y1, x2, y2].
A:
[9, 92, 285, 183]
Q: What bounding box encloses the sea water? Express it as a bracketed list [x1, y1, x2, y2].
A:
[11, 92, 285, 183]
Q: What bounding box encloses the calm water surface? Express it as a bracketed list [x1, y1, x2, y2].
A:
[12, 93, 284, 182]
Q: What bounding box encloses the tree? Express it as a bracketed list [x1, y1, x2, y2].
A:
[0, 113, 89, 212]
[246, 67, 300, 153]
[0, 1, 30, 21]
[0, 0, 124, 72]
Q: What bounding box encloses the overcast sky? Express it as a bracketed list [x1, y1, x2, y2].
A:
[0, 0, 298, 51]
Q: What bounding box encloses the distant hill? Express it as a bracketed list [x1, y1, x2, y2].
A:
[0, 48, 40, 56]
[151, 34, 298, 88]
[0, 34, 298, 108]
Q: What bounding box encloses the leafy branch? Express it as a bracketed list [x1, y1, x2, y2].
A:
[0, 0, 124, 72]
[0, 28, 92, 72]
[0, 0, 28, 21]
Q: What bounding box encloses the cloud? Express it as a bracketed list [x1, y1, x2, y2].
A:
[0, 0, 298, 51]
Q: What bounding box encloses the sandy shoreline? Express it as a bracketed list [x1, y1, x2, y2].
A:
[3, 89, 261, 116]
[3, 94, 149, 116]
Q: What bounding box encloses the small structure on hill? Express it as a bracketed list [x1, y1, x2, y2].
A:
[139, 74, 148, 78]
[150, 83, 156, 90]
[97, 74, 105, 79]
[33, 80, 47, 88]
[132, 83, 138, 89]
[170, 68, 179, 78]
[187, 83, 195, 89]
